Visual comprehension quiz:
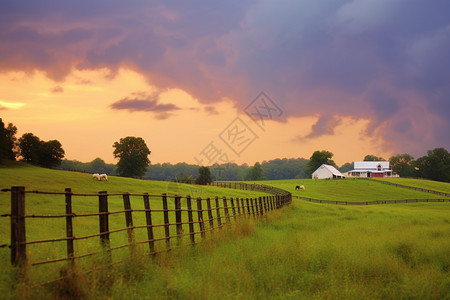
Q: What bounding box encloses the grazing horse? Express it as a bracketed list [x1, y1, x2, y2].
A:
[295, 185, 305, 191]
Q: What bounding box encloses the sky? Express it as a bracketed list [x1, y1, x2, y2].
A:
[0, 0, 449, 166]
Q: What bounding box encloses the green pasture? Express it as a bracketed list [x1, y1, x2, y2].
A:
[253, 178, 449, 202]
[0, 163, 270, 285]
[44, 199, 450, 299]
[374, 177, 450, 194]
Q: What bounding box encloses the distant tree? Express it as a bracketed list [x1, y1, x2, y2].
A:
[196, 166, 213, 185]
[307, 150, 335, 175]
[18, 133, 41, 163]
[363, 154, 385, 161]
[210, 163, 247, 181]
[18, 133, 64, 168]
[262, 158, 309, 180]
[0, 119, 18, 163]
[37, 140, 65, 168]
[339, 162, 353, 173]
[389, 153, 415, 177]
[175, 173, 194, 183]
[113, 136, 151, 178]
[0, 119, 7, 163]
[245, 162, 265, 181]
[5, 123, 18, 160]
[415, 148, 450, 182]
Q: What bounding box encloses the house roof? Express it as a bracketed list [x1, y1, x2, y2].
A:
[314, 164, 345, 176]
[354, 161, 390, 170]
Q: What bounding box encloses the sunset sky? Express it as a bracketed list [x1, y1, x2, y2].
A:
[1, 1, 449, 166]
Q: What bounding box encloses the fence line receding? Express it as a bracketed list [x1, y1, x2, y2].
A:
[1, 182, 291, 284]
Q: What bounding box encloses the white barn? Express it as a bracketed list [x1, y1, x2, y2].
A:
[345, 161, 395, 178]
[312, 164, 345, 179]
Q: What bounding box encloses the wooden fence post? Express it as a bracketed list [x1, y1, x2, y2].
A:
[246, 198, 251, 217]
[250, 198, 256, 217]
[98, 191, 110, 250]
[197, 198, 206, 239]
[206, 198, 214, 232]
[235, 197, 241, 216]
[11, 186, 26, 266]
[186, 196, 195, 245]
[122, 193, 134, 245]
[143, 193, 155, 253]
[215, 196, 222, 229]
[175, 196, 182, 245]
[162, 194, 171, 249]
[223, 197, 231, 224]
[263, 196, 267, 213]
[65, 188, 74, 264]
[230, 198, 237, 222]
[258, 197, 264, 216]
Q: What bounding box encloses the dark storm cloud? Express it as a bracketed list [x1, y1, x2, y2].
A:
[110, 93, 180, 120]
[1, 0, 449, 155]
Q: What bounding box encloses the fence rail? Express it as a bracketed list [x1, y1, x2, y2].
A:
[368, 179, 450, 197]
[295, 196, 450, 205]
[1, 183, 291, 284]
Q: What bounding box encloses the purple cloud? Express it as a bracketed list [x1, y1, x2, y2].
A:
[1, 0, 449, 157]
[110, 92, 180, 120]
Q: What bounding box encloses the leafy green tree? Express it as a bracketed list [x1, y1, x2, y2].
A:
[5, 123, 18, 160]
[415, 148, 450, 182]
[195, 166, 213, 185]
[113, 136, 151, 178]
[339, 162, 353, 173]
[37, 140, 65, 168]
[18, 133, 64, 168]
[18, 133, 41, 163]
[363, 154, 385, 161]
[389, 153, 415, 177]
[0, 119, 18, 163]
[0, 119, 7, 163]
[307, 150, 335, 175]
[245, 162, 265, 181]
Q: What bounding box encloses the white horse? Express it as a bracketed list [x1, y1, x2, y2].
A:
[99, 174, 108, 181]
[92, 173, 100, 180]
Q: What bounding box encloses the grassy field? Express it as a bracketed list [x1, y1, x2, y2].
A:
[1, 165, 449, 299]
[19, 199, 448, 299]
[0, 163, 271, 287]
[252, 178, 449, 202]
[374, 178, 450, 194]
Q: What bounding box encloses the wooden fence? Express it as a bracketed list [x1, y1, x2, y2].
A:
[368, 179, 450, 197]
[1, 183, 291, 284]
[295, 196, 450, 205]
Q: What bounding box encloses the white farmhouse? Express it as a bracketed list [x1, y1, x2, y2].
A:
[312, 164, 345, 179]
[345, 161, 396, 178]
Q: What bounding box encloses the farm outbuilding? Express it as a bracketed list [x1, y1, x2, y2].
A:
[312, 164, 345, 179]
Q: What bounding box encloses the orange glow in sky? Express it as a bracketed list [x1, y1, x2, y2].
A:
[1, 68, 392, 166]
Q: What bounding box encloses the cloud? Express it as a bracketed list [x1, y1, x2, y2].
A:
[301, 115, 343, 140]
[51, 86, 64, 93]
[1, 1, 449, 155]
[110, 92, 180, 119]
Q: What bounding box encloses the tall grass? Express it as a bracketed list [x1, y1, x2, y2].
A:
[109, 201, 449, 299]
[10, 199, 447, 299]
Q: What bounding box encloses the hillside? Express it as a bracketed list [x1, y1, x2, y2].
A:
[249, 178, 450, 202]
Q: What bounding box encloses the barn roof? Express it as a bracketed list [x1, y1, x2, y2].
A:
[314, 164, 345, 176]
